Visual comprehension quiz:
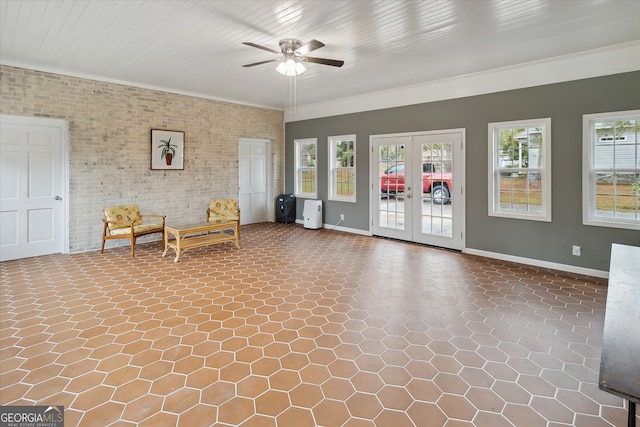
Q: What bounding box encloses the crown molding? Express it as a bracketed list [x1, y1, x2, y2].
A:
[285, 41, 640, 123]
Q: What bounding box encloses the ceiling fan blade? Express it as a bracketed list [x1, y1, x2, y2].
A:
[295, 39, 325, 56]
[305, 56, 345, 67]
[242, 42, 280, 55]
[242, 59, 279, 67]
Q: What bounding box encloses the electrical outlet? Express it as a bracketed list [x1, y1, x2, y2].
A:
[572, 245, 581, 256]
[340, 214, 345, 221]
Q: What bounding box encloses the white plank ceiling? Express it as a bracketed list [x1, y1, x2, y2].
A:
[1, 0, 639, 112]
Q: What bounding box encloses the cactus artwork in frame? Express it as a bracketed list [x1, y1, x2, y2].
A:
[151, 129, 184, 170]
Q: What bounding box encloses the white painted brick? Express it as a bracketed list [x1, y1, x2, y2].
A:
[0, 65, 284, 253]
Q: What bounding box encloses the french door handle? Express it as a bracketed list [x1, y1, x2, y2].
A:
[54, 196, 62, 200]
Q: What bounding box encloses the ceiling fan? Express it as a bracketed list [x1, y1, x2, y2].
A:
[242, 39, 344, 76]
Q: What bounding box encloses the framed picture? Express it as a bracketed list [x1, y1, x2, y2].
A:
[151, 129, 184, 170]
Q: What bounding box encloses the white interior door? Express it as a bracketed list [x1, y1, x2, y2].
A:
[238, 138, 271, 224]
[371, 130, 464, 251]
[1, 115, 68, 261]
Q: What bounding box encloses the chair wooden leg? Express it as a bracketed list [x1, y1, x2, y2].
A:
[101, 223, 108, 253]
[130, 236, 136, 257]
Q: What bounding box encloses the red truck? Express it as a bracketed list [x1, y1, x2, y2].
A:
[380, 162, 453, 204]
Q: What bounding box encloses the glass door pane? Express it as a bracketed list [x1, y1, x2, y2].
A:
[419, 141, 453, 238]
[371, 136, 413, 241]
[378, 143, 406, 231]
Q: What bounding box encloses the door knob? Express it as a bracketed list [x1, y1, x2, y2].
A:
[54, 196, 62, 200]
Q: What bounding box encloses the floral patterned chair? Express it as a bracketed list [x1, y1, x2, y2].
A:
[101, 204, 165, 257]
[207, 199, 241, 238]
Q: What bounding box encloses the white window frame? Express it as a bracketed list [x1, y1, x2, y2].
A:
[328, 134, 356, 202]
[488, 118, 552, 222]
[294, 138, 317, 199]
[582, 110, 640, 230]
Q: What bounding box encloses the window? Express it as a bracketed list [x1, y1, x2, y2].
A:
[295, 138, 317, 198]
[488, 118, 551, 221]
[328, 135, 356, 202]
[583, 110, 639, 230]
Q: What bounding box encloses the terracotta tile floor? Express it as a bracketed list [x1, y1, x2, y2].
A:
[1, 223, 636, 426]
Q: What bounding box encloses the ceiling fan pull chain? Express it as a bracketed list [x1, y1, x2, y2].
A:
[290, 74, 297, 114]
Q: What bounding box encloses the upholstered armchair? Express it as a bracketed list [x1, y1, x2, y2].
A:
[207, 199, 241, 237]
[101, 204, 165, 257]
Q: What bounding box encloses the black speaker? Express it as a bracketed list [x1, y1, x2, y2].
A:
[275, 194, 296, 224]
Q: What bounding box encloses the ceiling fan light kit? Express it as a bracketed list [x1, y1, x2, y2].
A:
[276, 56, 306, 76]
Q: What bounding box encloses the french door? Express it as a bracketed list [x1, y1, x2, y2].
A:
[371, 129, 464, 250]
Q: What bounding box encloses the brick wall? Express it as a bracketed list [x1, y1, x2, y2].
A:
[0, 65, 284, 253]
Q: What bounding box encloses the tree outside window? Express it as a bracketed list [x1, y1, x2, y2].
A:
[295, 138, 317, 198]
[329, 135, 356, 202]
[489, 118, 551, 222]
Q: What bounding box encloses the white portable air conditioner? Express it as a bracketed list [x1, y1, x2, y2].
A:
[303, 200, 322, 229]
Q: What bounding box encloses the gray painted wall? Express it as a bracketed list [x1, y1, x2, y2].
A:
[285, 71, 640, 272]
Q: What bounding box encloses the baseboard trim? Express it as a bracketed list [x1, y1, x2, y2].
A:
[464, 248, 609, 279]
[323, 223, 373, 236]
[293, 219, 373, 236]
